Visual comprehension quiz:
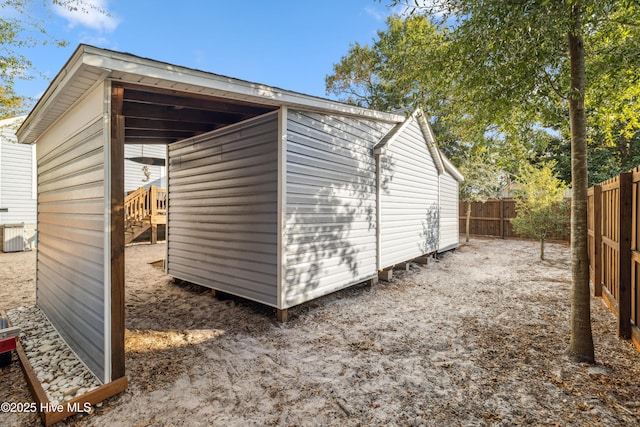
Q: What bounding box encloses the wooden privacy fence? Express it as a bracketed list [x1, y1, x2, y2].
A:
[587, 168, 640, 349]
[459, 199, 570, 241]
[458, 199, 517, 238]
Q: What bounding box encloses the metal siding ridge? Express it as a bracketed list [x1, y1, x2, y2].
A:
[376, 154, 382, 270]
[278, 107, 288, 310]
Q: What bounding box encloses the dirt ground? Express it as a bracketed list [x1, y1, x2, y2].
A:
[1, 237, 640, 426]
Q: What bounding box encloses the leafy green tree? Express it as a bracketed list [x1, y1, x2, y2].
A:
[326, 15, 447, 113]
[372, 0, 640, 364]
[0, 0, 104, 118]
[458, 150, 503, 243]
[326, 14, 496, 170]
[511, 163, 569, 260]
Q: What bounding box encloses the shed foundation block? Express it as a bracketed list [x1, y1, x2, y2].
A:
[276, 309, 288, 323]
[378, 269, 393, 282]
[413, 256, 430, 265]
[397, 262, 411, 271]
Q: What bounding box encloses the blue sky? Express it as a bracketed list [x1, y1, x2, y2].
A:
[14, 0, 401, 102]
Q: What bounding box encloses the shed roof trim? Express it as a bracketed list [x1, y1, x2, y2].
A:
[18, 45, 404, 144]
[441, 152, 464, 182]
[414, 109, 445, 175]
[374, 108, 449, 176]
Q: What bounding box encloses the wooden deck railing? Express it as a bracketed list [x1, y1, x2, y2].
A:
[587, 168, 639, 349]
[124, 185, 166, 244]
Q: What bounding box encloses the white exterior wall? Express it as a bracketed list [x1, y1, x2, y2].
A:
[284, 110, 391, 308]
[124, 144, 166, 192]
[379, 118, 440, 269]
[35, 82, 110, 382]
[0, 117, 37, 249]
[167, 113, 279, 306]
[438, 170, 460, 252]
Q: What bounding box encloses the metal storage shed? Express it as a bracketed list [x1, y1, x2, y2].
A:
[16, 45, 461, 387]
[438, 154, 464, 252]
[374, 109, 463, 269]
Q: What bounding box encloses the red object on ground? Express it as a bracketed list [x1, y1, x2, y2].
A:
[0, 336, 16, 353]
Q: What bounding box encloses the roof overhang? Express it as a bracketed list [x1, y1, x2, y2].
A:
[440, 152, 464, 182]
[18, 45, 405, 145]
[373, 108, 448, 174]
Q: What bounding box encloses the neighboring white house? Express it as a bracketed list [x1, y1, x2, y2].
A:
[0, 116, 36, 251]
[124, 144, 166, 192]
[0, 117, 165, 252]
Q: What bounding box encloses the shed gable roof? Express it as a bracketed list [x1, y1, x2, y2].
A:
[373, 108, 460, 179]
[18, 45, 405, 145]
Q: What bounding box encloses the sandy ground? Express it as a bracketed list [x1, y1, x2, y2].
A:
[1, 237, 640, 426]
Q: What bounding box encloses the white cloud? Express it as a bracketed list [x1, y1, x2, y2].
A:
[54, 0, 120, 32]
[78, 33, 114, 47]
[364, 6, 388, 22]
[365, 3, 411, 22]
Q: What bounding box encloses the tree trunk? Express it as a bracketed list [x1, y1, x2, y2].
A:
[540, 238, 544, 261]
[567, 3, 595, 364]
[466, 201, 471, 243]
[617, 135, 631, 170]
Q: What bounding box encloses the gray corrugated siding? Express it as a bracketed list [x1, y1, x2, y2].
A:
[36, 117, 106, 381]
[0, 135, 36, 225]
[380, 118, 440, 269]
[285, 110, 391, 307]
[438, 171, 459, 251]
[167, 113, 279, 306]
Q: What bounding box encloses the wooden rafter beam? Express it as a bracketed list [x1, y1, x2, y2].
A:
[124, 117, 216, 133]
[122, 102, 249, 123]
[123, 88, 275, 116]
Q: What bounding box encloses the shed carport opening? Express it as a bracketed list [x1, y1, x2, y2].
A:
[16, 44, 414, 396]
[109, 83, 280, 378]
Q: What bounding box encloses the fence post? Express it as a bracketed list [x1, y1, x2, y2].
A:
[619, 172, 632, 339]
[593, 184, 602, 297]
[500, 199, 505, 239]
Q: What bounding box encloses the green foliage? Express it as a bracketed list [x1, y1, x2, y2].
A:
[326, 15, 449, 113]
[0, 0, 104, 118]
[371, 0, 623, 361]
[458, 150, 502, 204]
[458, 149, 503, 242]
[331, 2, 640, 187]
[585, 3, 640, 148]
[511, 162, 569, 260]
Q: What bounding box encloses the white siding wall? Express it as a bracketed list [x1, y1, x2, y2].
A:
[0, 137, 36, 225]
[124, 144, 166, 192]
[380, 118, 440, 269]
[284, 110, 391, 307]
[167, 113, 279, 306]
[0, 117, 37, 250]
[438, 171, 460, 252]
[35, 82, 108, 382]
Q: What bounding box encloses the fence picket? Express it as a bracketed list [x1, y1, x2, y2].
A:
[458, 199, 570, 241]
[588, 170, 637, 346]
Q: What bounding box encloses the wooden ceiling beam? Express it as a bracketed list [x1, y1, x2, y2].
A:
[124, 136, 179, 144]
[124, 117, 216, 133]
[123, 88, 275, 116]
[126, 129, 199, 139]
[122, 102, 248, 123]
[117, 83, 277, 147]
